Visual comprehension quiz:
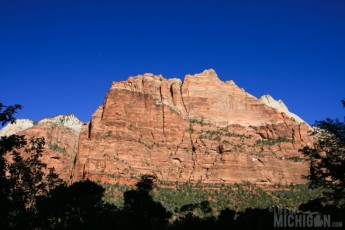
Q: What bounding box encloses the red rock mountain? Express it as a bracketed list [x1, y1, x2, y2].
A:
[1, 115, 82, 184]
[70, 69, 312, 185]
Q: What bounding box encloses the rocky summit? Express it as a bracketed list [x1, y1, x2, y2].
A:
[68, 69, 312, 186]
[2, 70, 313, 186]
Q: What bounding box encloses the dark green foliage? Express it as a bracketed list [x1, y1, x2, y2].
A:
[189, 117, 210, 126]
[106, 180, 320, 224]
[48, 143, 66, 153]
[1, 101, 344, 228]
[0, 103, 64, 229]
[198, 130, 251, 141]
[187, 126, 195, 133]
[300, 99, 345, 206]
[102, 183, 133, 207]
[0, 103, 23, 126]
[36, 180, 119, 229]
[234, 208, 273, 229]
[256, 137, 292, 145]
[283, 156, 305, 162]
[149, 182, 323, 216]
[122, 175, 172, 229]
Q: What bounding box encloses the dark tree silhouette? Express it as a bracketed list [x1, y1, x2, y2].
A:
[234, 208, 273, 229]
[216, 208, 236, 229]
[36, 180, 119, 229]
[169, 207, 275, 230]
[0, 103, 22, 126]
[0, 103, 63, 229]
[123, 174, 171, 230]
[300, 99, 345, 206]
[4, 101, 343, 229]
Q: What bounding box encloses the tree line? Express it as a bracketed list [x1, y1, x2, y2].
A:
[0, 102, 344, 229]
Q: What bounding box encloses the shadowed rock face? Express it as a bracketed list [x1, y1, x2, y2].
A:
[73, 69, 313, 185]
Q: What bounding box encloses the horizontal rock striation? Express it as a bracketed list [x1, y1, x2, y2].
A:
[73, 69, 312, 185]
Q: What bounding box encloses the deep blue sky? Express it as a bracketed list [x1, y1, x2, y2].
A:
[1, 0, 344, 124]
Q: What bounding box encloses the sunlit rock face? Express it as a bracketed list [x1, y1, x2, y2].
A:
[0, 119, 34, 137]
[260, 94, 305, 124]
[73, 69, 312, 186]
[38, 114, 83, 133]
[2, 115, 83, 183]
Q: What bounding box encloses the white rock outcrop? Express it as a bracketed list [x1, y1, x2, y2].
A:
[0, 114, 83, 137]
[260, 95, 306, 124]
[0, 119, 34, 137]
[39, 114, 83, 133]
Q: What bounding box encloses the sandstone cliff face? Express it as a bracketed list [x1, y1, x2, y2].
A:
[74, 69, 312, 185]
[2, 115, 83, 183]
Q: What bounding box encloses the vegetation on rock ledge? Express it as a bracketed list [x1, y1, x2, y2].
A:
[1, 101, 344, 229]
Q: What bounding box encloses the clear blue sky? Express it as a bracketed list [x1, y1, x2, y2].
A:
[1, 0, 344, 124]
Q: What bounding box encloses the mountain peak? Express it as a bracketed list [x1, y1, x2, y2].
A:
[72, 69, 312, 185]
[186, 68, 219, 81]
[0, 114, 83, 137]
[39, 114, 83, 133]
